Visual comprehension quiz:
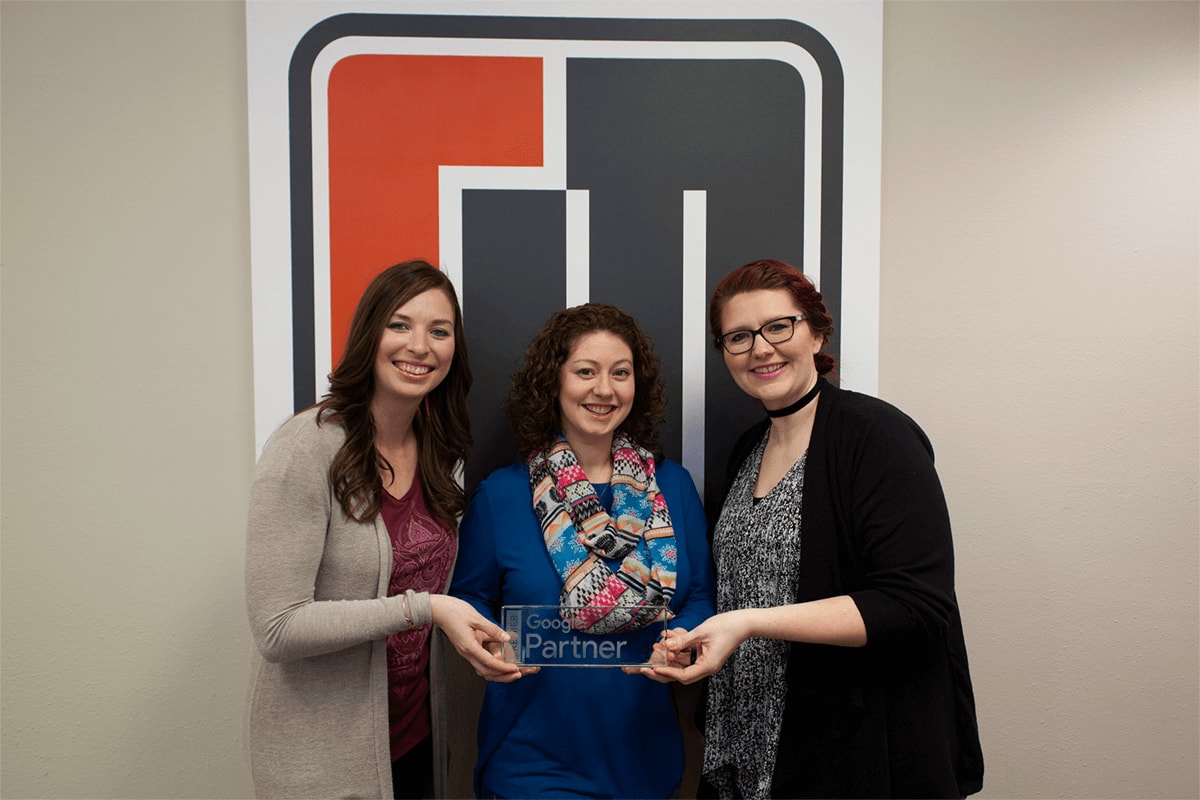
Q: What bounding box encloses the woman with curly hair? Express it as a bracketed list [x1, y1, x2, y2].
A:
[245, 261, 521, 800]
[450, 303, 716, 799]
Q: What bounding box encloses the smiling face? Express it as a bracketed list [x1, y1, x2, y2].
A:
[372, 288, 456, 408]
[557, 330, 636, 451]
[719, 288, 823, 411]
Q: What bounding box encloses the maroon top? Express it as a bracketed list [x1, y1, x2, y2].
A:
[380, 467, 456, 761]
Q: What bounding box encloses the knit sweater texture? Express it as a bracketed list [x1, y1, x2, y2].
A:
[245, 408, 448, 799]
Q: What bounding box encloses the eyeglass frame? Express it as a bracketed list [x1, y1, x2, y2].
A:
[715, 315, 808, 355]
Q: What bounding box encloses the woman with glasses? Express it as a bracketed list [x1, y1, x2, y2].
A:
[655, 259, 984, 799]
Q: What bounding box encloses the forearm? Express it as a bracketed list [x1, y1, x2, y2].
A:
[654, 595, 866, 684]
[733, 595, 867, 648]
[251, 591, 432, 663]
[245, 416, 441, 663]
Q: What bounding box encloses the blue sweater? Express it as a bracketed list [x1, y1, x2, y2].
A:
[450, 459, 715, 799]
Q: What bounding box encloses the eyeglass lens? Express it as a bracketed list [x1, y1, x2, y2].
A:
[721, 317, 798, 354]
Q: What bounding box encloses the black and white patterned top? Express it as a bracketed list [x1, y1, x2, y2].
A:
[703, 430, 807, 799]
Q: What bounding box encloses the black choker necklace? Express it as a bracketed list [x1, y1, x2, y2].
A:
[765, 380, 822, 418]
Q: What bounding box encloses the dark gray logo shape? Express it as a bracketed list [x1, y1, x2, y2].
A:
[288, 15, 845, 497]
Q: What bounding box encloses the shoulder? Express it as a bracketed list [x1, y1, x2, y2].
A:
[823, 382, 923, 429]
[725, 419, 770, 476]
[732, 418, 770, 453]
[258, 407, 346, 468]
[471, 461, 531, 500]
[652, 458, 695, 491]
[463, 461, 533, 532]
[820, 382, 934, 457]
[653, 460, 705, 522]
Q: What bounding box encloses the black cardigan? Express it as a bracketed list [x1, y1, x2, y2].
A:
[717, 379, 984, 798]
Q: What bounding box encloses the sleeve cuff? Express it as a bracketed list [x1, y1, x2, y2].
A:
[405, 589, 434, 629]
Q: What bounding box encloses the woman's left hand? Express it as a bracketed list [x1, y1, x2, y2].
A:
[430, 595, 531, 682]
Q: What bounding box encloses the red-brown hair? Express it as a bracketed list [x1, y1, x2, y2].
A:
[709, 258, 837, 376]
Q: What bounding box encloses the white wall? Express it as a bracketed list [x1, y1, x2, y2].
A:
[1, 2, 1196, 798]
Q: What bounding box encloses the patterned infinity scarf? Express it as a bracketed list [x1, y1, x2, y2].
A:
[528, 432, 678, 634]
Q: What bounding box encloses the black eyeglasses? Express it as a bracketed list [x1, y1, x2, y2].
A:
[716, 315, 807, 354]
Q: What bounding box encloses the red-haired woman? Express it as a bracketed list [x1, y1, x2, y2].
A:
[245, 261, 519, 799]
[656, 259, 984, 799]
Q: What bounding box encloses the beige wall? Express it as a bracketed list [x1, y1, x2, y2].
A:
[880, 3, 1198, 797]
[1, 1, 1196, 798]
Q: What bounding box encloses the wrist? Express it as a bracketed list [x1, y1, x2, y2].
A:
[403, 590, 433, 629]
[727, 608, 759, 641]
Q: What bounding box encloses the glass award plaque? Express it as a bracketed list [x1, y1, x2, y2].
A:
[500, 605, 669, 667]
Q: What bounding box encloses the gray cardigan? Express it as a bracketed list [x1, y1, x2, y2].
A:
[245, 408, 449, 799]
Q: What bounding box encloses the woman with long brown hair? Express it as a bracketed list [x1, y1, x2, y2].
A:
[246, 260, 520, 799]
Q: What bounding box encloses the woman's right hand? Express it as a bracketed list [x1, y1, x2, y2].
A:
[429, 594, 535, 682]
[651, 610, 753, 685]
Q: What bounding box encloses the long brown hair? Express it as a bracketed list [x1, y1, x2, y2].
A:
[506, 304, 666, 460]
[317, 260, 472, 525]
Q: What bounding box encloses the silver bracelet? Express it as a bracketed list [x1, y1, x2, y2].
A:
[400, 593, 415, 629]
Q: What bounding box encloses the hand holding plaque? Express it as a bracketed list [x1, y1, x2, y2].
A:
[501, 605, 670, 667]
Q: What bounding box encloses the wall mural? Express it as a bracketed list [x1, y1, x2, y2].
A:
[247, 1, 882, 502]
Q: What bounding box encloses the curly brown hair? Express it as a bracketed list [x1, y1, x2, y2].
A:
[317, 260, 472, 525]
[507, 304, 666, 460]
